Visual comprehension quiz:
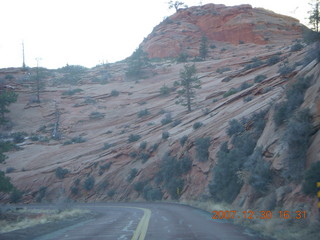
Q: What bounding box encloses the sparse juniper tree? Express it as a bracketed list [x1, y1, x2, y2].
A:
[0, 90, 18, 124]
[168, 1, 187, 12]
[125, 47, 149, 79]
[309, 0, 320, 32]
[177, 64, 201, 112]
[31, 58, 45, 103]
[199, 35, 209, 60]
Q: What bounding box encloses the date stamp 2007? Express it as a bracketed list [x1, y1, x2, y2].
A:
[211, 210, 307, 220]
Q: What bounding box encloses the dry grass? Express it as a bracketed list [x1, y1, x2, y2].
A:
[181, 200, 320, 240]
[0, 208, 89, 233]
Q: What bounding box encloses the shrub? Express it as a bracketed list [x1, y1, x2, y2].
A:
[129, 151, 138, 158]
[193, 122, 203, 130]
[128, 134, 141, 143]
[83, 97, 97, 104]
[278, 64, 295, 76]
[83, 176, 95, 191]
[244, 95, 253, 102]
[70, 186, 79, 195]
[216, 67, 231, 74]
[6, 167, 15, 173]
[36, 186, 47, 202]
[161, 113, 172, 125]
[171, 119, 182, 127]
[180, 135, 188, 146]
[273, 76, 312, 126]
[290, 43, 304, 52]
[166, 177, 184, 199]
[244, 57, 263, 70]
[180, 156, 192, 173]
[139, 152, 150, 163]
[210, 44, 216, 49]
[223, 88, 238, 98]
[55, 167, 69, 179]
[195, 137, 210, 162]
[89, 111, 105, 120]
[227, 119, 245, 137]
[12, 132, 28, 143]
[134, 181, 145, 192]
[100, 162, 112, 171]
[282, 109, 313, 181]
[162, 131, 170, 140]
[239, 82, 252, 90]
[160, 84, 171, 95]
[10, 189, 23, 203]
[62, 89, 83, 96]
[254, 74, 267, 83]
[176, 52, 189, 63]
[111, 89, 119, 96]
[143, 185, 163, 200]
[107, 189, 115, 197]
[127, 168, 138, 182]
[137, 109, 150, 118]
[139, 141, 147, 150]
[302, 162, 320, 196]
[71, 136, 86, 143]
[103, 143, 115, 150]
[267, 55, 280, 66]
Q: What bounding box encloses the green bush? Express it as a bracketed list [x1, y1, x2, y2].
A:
[62, 89, 83, 96]
[36, 186, 47, 202]
[267, 55, 280, 66]
[223, 88, 238, 98]
[134, 181, 145, 192]
[244, 57, 263, 70]
[139, 141, 147, 150]
[239, 82, 252, 90]
[70, 186, 79, 195]
[282, 109, 313, 181]
[273, 76, 312, 126]
[227, 119, 245, 137]
[103, 143, 115, 150]
[176, 52, 189, 63]
[129, 151, 138, 158]
[83, 176, 95, 191]
[139, 152, 150, 163]
[166, 177, 184, 199]
[71, 136, 86, 143]
[55, 167, 69, 179]
[137, 109, 150, 118]
[254, 74, 267, 83]
[161, 113, 172, 125]
[171, 119, 182, 127]
[89, 111, 105, 120]
[111, 89, 119, 96]
[193, 122, 203, 130]
[10, 189, 23, 203]
[143, 185, 163, 200]
[162, 131, 170, 140]
[216, 67, 231, 74]
[127, 168, 138, 182]
[302, 162, 320, 196]
[180, 135, 188, 146]
[12, 132, 28, 143]
[6, 167, 15, 173]
[195, 137, 210, 162]
[243, 95, 254, 102]
[290, 43, 304, 52]
[107, 189, 115, 197]
[160, 84, 171, 95]
[278, 64, 295, 76]
[128, 134, 141, 143]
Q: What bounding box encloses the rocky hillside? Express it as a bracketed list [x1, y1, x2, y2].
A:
[141, 4, 306, 58]
[1, 3, 319, 226]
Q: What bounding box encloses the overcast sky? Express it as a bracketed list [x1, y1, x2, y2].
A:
[0, 0, 311, 69]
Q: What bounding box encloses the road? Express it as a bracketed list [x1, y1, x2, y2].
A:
[20, 202, 269, 240]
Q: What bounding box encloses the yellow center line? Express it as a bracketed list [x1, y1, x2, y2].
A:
[130, 207, 151, 240]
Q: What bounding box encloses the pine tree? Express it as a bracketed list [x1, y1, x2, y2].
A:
[177, 64, 201, 112]
[199, 35, 208, 60]
[0, 90, 18, 124]
[309, 0, 320, 32]
[125, 47, 149, 79]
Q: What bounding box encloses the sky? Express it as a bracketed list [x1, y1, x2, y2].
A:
[0, 0, 311, 69]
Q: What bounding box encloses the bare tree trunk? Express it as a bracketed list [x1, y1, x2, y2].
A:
[52, 102, 61, 140]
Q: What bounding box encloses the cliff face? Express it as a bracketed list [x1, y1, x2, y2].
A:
[141, 4, 305, 58]
[1, 3, 319, 223]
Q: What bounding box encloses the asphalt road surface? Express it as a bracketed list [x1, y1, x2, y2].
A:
[24, 202, 270, 240]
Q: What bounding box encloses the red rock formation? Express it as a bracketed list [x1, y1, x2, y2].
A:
[141, 4, 305, 59]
